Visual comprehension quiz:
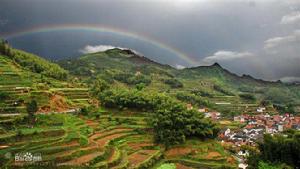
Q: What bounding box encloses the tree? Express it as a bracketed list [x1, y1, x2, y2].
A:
[0, 91, 9, 100]
[91, 78, 109, 96]
[248, 131, 300, 168]
[99, 88, 219, 146]
[26, 100, 38, 124]
[135, 83, 146, 91]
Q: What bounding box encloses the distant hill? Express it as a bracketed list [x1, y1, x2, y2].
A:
[59, 48, 300, 114]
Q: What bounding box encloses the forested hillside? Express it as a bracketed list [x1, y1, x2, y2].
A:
[60, 48, 300, 115]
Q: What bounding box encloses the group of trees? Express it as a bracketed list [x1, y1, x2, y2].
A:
[98, 88, 219, 146]
[163, 78, 183, 88]
[213, 84, 234, 96]
[152, 100, 219, 146]
[191, 89, 213, 98]
[247, 130, 300, 168]
[0, 39, 13, 56]
[239, 93, 256, 102]
[0, 40, 68, 80]
[0, 91, 9, 100]
[176, 92, 211, 108]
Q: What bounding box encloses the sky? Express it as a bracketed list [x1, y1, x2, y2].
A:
[0, 0, 299, 81]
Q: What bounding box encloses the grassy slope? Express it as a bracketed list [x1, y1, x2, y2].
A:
[0, 51, 90, 114]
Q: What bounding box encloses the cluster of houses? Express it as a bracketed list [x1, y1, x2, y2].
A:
[220, 112, 300, 147]
[220, 109, 300, 169]
[187, 104, 300, 169]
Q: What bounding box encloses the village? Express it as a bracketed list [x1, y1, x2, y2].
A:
[188, 104, 300, 169]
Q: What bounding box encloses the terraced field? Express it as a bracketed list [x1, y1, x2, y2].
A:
[0, 110, 237, 169]
[0, 55, 91, 115]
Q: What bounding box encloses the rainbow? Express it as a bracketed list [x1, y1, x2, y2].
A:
[0, 24, 196, 65]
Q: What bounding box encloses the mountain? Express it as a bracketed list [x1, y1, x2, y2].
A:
[59, 48, 300, 114]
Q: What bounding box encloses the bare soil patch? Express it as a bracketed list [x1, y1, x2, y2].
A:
[128, 152, 149, 167]
[206, 152, 222, 159]
[127, 142, 153, 151]
[176, 163, 193, 169]
[85, 120, 98, 128]
[226, 156, 236, 164]
[127, 149, 158, 167]
[165, 147, 193, 158]
[61, 151, 102, 165]
[107, 148, 116, 162]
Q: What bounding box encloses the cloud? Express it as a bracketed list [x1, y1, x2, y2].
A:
[175, 64, 185, 69]
[264, 30, 300, 54]
[79, 45, 124, 54]
[280, 76, 300, 83]
[202, 50, 254, 64]
[281, 11, 300, 24]
[79, 45, 143, 57]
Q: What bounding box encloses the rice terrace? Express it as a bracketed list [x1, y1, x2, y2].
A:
[1, 1, 300, 169]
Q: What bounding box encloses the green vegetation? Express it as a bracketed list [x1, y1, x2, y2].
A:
[248, 130, 300, 168]
[59, 48, 300, 115]
[26, 100, 38, 124]
[0, 40, 68, 80]
[157, 163, 176, 169]
[99, 88, 218, 146]
[239, 93, 256, 102]
[153, 101, 219, 146]
[163, 78, 183, 88]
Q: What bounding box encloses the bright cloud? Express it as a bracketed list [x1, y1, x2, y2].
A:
[281, 11, 300, 24]
[79, 45, 125, 54]
[264, 30, 300, 53]
[175, 64, 186, 69]
[280, 76, 300, 83]
[202, 50, 254, 64]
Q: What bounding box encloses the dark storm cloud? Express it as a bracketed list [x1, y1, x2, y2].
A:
[0, 0, 299, 80]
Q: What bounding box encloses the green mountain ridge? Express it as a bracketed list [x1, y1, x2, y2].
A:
[59, 48, 300, 114]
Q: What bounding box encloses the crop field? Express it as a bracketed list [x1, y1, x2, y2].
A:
[0, 56, 91, 115]
[0, 110, 236, 169]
